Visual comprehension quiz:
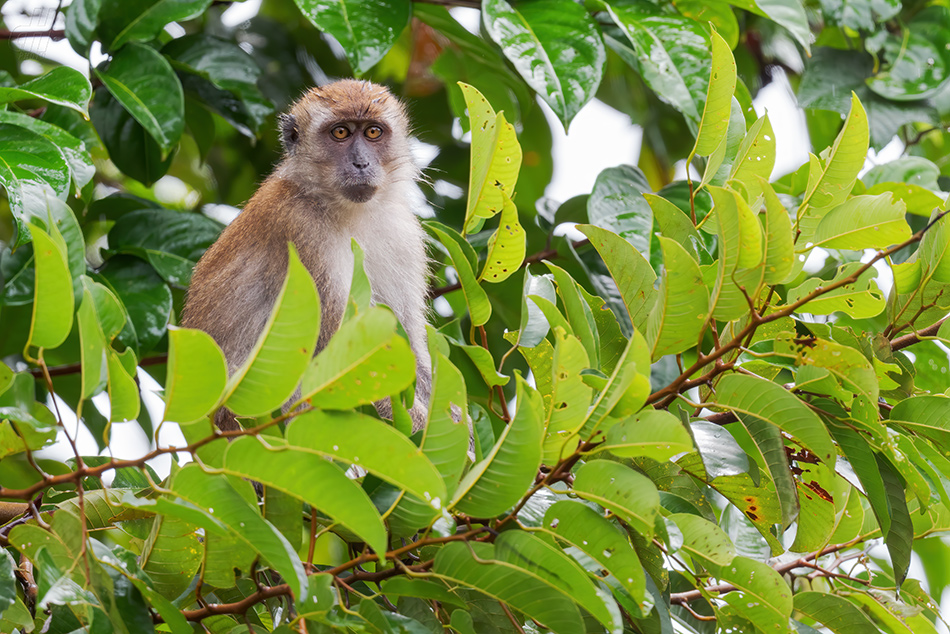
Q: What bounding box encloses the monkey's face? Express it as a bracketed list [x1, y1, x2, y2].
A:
[324, 121, 389, 203]
[278, 81, 415, 205]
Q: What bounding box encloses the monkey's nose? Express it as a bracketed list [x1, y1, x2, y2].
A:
[352, 159, 370, 170]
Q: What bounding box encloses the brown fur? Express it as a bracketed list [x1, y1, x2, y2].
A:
[181, 80, 430, 431]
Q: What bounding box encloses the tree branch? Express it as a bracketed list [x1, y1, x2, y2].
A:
[670, 534, 869, 605]
[890, 316, 948, 351]
[647, 212, 950, 406]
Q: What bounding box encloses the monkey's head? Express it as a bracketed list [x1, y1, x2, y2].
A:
[278, 80, 415, 204]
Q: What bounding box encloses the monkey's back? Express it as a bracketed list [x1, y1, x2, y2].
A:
[181, 176, 299, 372]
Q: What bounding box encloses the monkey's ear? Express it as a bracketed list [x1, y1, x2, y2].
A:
[279, 114, 299, 155]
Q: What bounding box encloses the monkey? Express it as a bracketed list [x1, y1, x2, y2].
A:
[181, 79, 431, 432]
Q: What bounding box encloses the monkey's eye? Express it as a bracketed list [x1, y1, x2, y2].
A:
[365, 125, 383, 140]
[331, 125, 350, 140]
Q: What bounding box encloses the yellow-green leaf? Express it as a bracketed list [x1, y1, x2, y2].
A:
[479, 189, 525, 283]
[164, 326, 228, 424]
[27, 223, 74, 351]
[224, 244, 320, 417]
[647, 236, 709, 359]
[691, 30, 737, 158]
[459, 83, 521, 233]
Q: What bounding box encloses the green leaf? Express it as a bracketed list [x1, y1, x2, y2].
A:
[95, 255, 172, 355]
[287, 409, 447, 509]
[458, 83, 522, 233]
[578, 224, 657, 334]
[90, 87, 173, 186]
[479, 191, 525, 284]
[77, 285, 107, 400]
[451, 375, 543, 516]
[760, 179, 794, 284]
[700, 98, 745, 191]
[108, 208, 223, 287]
[0, 542, 16, 616]
[729, 113, 776, 201]
[573, 459, 660, 540]
[95, 42, 184, 156]
[716, 374, 835, 463]
[482, 0, 605, 129]
[793, 591, 879, 634]
[690, 30, 737, 159]
[0, 364, 12, 397]
[864, 157, 944, 217]
[586, 165, 653, 261]
[787, 263, 885, 319]
[709, 556, 792, 631]
[773, 334, 878, 403]
[97, 0, 214, 50]
[890, 395, 950, 442]
[540, 330, 592, 465]
[601, 5, 707, 128]
[543, 499, 648, 608]
[140, 515, 201, 601]
[516, 268, 556, 348]
[644, 193, 704, 261]
[106, 347, 140, 424]
[0, 67, 91, 115]
[669, 513, 735, 567]
[867, 7, 950, 101]
[737, 411, 800, 527]
[293, 0, 411, 75]
[222, 436, 387, 555]
[0, 111, 94, 193]
[423, 348, 470, 495]
[646, 236, 709, 359]
[427, 222, 491, 326]
[545, 262, 599, 368]
[811, 193, 911, 250]
[65, 0, 100, 54]
[163, 327, 227, 424]
[919, 211, 950, 283]
[433, 541, 584, 634]
[299, 307, 415, 409]
[382, 578, 465, 608]
[706, 186, 764, 321]
[494, 531, 621, 632]
[27, 222, 74, 351]
[225, 244, 320, 417]
[0, 128, 71, 242]
[800, 94, 869, 218]
[170, 464, 308, 601]
[730, 0, 811, 52]
[876, 453, 913, 586]
[162, 34, 273, 136]
[599, 409, 693, 462]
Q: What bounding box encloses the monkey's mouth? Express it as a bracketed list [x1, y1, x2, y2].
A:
[341, 183, 378, 203]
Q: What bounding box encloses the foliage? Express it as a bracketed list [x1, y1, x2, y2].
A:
[2, 1, 950, 633]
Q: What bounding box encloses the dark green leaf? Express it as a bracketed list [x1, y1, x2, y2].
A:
[293, 0, 412, 75]
[483, 0, 606, 129]
[95, 42, 184, 156]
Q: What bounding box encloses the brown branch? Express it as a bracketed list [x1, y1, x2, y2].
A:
[0, 406, 302, 500]
[28, 354, 168, 379]
[647, 212, 950, 407]
[670, 534, 869, 605]
[890, 316, 948, 352]
[0, 29, 65, 40]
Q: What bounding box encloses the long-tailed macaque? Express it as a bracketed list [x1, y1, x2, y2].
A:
[182, 80, 430, 431]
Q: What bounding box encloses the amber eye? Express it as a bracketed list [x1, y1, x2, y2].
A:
[331, 125, 350, 140]
[365, 125, 383, 140]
